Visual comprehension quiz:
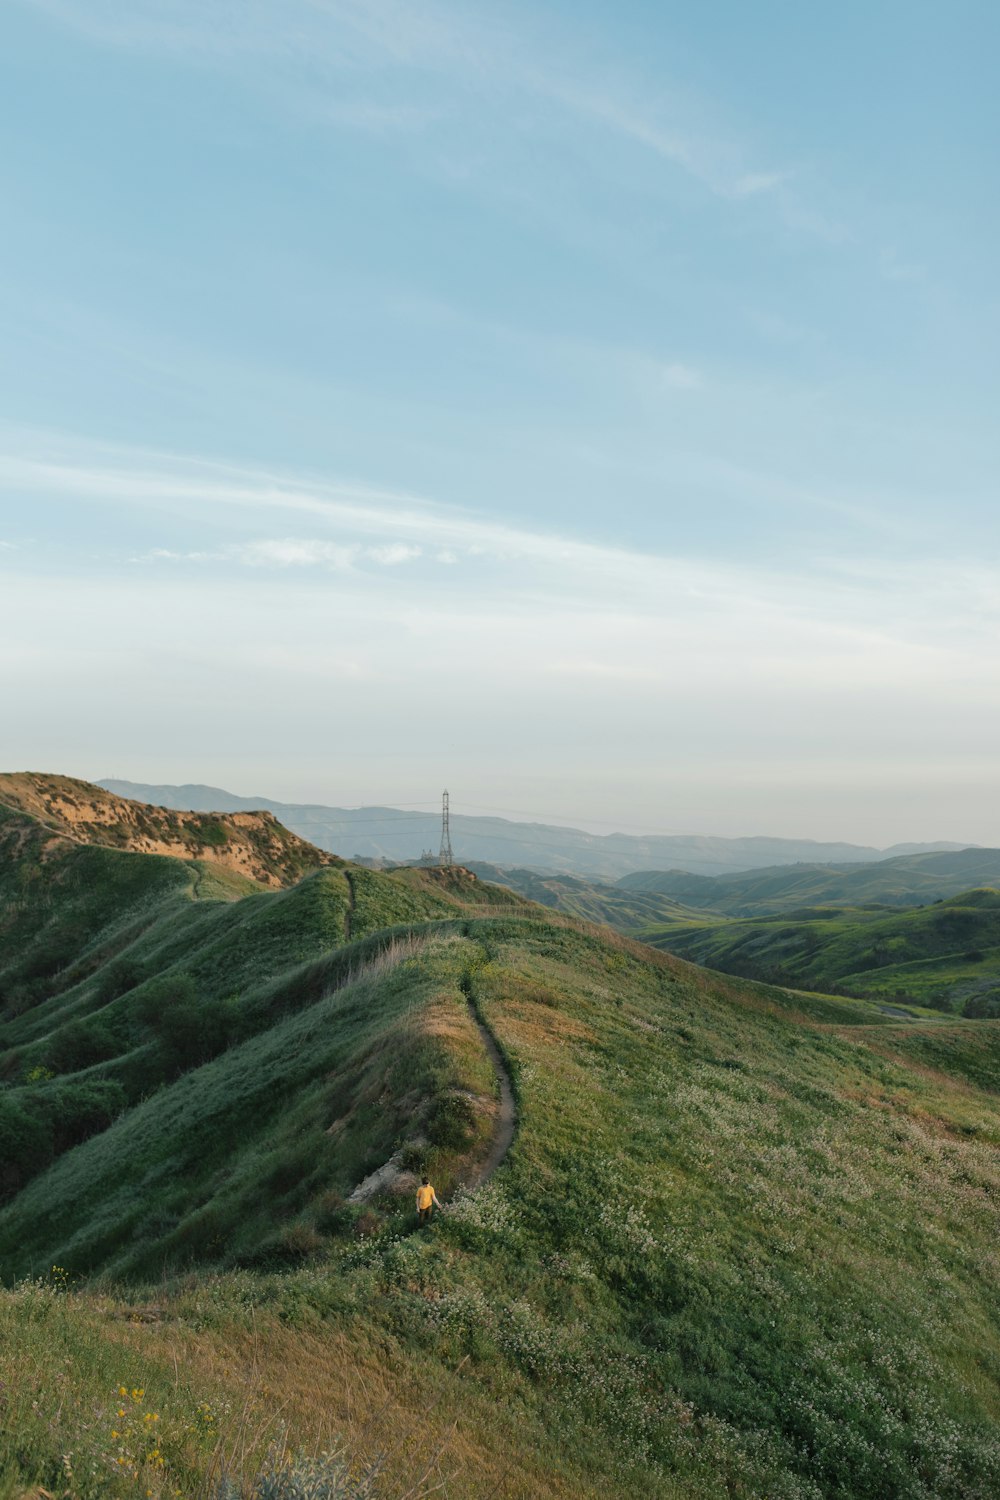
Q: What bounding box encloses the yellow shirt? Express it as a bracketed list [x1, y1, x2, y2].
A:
[416, 1184, 435, 1210]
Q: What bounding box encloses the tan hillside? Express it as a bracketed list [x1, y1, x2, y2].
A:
[0, 771, 339, 889]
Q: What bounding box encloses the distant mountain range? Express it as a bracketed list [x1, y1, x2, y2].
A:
[98, 780, 968, 879]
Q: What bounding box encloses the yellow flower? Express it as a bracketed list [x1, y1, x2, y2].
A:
[111, 1430, 119, 1439]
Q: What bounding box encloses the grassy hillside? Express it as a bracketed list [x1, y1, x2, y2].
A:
[638, 889, 1000, 1016]
[0, 771, 337, 888]
[620, 846, 1000, 915]
[465, 860, 710, 928]
[2, 800, 999, 1498]
[0, 802, 525, 1231]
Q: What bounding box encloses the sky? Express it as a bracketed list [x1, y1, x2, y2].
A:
[1, 0, 998, 845]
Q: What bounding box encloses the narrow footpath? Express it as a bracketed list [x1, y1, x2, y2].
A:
[348, 981, 517, 1204]
[463, 1003, 516, 1191]
[343, 868, 356, 943]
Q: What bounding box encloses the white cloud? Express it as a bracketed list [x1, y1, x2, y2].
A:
[5, 432, 1000, 843]
[367, 543, 422, 566]
[3, 438, 996, 652]
[236, 538, 360, 568]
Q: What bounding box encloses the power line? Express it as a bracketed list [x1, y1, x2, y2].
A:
[439, 790, 453, 867]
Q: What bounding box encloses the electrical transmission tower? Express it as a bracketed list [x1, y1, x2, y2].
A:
[439, 789, 453, 866]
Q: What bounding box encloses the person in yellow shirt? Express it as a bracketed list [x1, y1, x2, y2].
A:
[416, 1177, 442, 1225]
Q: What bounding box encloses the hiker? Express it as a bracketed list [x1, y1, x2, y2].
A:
[416, 1176, 442, 1225]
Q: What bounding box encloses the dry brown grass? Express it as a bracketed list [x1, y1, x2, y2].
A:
[99, 1309, 594, 1499]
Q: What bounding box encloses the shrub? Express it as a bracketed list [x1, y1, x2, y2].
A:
[426, 1091, 476, 1150]
[137, 974, 233, 1071]
[44, 1079, 128, 1153]
[0, 1096, 53, 1196]
[44, 1017, 118, 1074]
[963, 991, 1000, 1019]
[96, 955, 148, 1002]
[213, 1445, 379, 1499]
[313, 1190, 351, 1236]
[198, 821, 230, 848]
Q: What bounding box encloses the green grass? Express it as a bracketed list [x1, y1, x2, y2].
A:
[619, 847, 1000, 914]
[465, 861, 709, 928]
[0, 931, 496, 1281]
[637, 890, 1000, 1015]
[0, 812, 522, 1216]
[2, 804, 1000, 1498]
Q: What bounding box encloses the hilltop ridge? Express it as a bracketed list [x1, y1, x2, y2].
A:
[0, 772, 338, 889]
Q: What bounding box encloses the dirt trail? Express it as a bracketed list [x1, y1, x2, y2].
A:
[349, 983, 516, 1204]
[343, 868, 356, 943]
[463, 1003, 517, 1191]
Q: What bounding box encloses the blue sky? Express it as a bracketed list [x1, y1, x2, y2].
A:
[2, 1, 998, 843]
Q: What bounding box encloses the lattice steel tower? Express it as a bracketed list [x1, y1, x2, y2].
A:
[439, 789, 453, 866]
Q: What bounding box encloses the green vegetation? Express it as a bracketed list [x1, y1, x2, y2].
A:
[467, 860, 709, 928]
[619, 846, 1000, 915]
[638, 889, 1000, 1015]
[1, 794, 999, 1498]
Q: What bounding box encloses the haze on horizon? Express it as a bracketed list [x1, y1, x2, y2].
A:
[2, 2, 998, 849]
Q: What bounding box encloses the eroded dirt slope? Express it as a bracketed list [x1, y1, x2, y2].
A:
[0, 772, 340, 889]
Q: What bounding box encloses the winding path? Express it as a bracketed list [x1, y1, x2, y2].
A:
[349, 981, 517, 1203]
[343, 868, 357, 943]
[462, 1000, 517, 1191]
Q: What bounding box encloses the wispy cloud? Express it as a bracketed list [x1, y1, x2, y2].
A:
[236, 539, 360, 569]
[24, 0, 791, 209]
[732, 170, 793, 200]
[6, 431, 1000, 842]
[132, 537, 426, 570]
[4, 434, 999, 655]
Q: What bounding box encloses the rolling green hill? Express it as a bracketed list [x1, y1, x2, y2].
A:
[2, 788, 999, 1499]
[465, 860, 712, 928]
[637, 890, 1000, 1017]
[619, 846, 1000, 915]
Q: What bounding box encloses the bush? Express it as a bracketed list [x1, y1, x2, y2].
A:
[44, 1079, 128, 1153]
[963, 991, 1000, 1019]
[426, 1091, 476, 1150]
[0, 1095, 53, 1196]
[96, 955, 148, 1002]
[44, 1017, 118, 1074]
[213, 1444, 379, 1499]
[198, 821, 230, 848]
[137, 974, 233, 1071]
